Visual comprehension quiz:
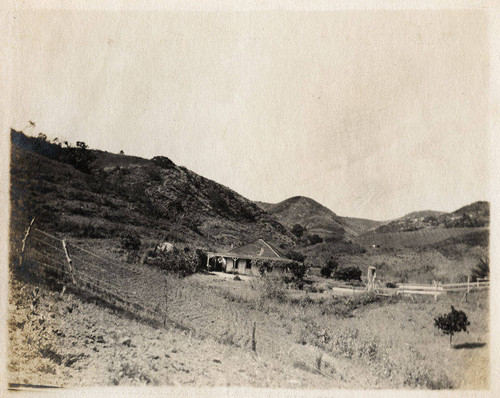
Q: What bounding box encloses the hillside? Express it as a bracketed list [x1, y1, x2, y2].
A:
[372, 203, 489, 234]
[339, 216, 384, 235]
[256, 196, 354, 241]
[10, 129, 294, 251]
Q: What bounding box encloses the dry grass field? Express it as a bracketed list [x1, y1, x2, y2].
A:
[8, 259, 489, 389]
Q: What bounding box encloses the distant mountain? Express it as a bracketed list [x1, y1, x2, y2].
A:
[396, 210, 446, 221]
[255, 196, 354, 241]
[10, 129, 295, 251]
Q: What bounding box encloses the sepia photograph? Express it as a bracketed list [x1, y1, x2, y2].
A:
[2, 1, 498, 395]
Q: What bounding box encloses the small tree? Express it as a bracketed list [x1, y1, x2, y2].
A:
[320, 258, 339, 278]
[434, 306, 470, 346]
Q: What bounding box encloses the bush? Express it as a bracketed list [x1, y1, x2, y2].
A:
[289, 261, 307, 280]
[320, 258, 339, 278]
[286, 250, 306, 263]
[333, 266, 362, 281]
[146, 246, 200, 277]
[470, 258, 489, 282]
[307, 234, 324, 245]
[291, 224, 305, 238]
[120, 233, 141, 251]
[434, 306, 470, 346]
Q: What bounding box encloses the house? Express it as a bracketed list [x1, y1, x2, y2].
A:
[206, 239, 292, 276]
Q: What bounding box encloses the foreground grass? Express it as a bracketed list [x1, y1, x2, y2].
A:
[8, 270, 489, 389]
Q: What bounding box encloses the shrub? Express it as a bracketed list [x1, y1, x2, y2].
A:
[333, 265, 362, 281]
[434, 306, 470, 346]
[470, 258, 489, 282]
[307, 234, 323, 245]
[289, 261, 307, 280]
[291, 224, 305, 238]
[286, 250, 306, 263]
[146, 246, 200, 276]
[120, 233, 141, 251]
[320, 258, 339, 278]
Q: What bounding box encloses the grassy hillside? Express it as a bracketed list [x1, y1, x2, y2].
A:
[10, 129, 294, 251]
[339, 216, 384, 235]
[256, 196, 354, 241]
[373, 203, 489, 234]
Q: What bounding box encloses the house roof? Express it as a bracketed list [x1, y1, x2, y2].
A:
[231, 239, 286, 259]
[207, 239, 290, 262]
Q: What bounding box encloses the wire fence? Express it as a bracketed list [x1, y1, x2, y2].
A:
[14, 222, 338, 387]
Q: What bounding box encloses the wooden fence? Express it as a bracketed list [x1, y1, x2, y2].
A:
[373, 279, 489, 301]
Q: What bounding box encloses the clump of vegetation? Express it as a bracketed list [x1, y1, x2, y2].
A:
[120, 233, 142, 251]
[291, 224, 305, 238]
[286, 250, 305, 263]
[288, 261, 307, 280]
[333, 265, 362, 281]
[434, 306, 470, 346]
[146, 246, 205, 277]
[470, 258, 489, 282]
[320, 257, 338, 278]
[307, 234, 324, 246]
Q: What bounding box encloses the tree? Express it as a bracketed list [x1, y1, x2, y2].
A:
[320, 257, 339, 278]
[434, 306, 470, 346]
[471, 258, 489, 282]
[291, 224, 305, 238]
[333, 265, 362, 281]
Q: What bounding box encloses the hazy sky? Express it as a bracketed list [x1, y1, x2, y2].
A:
[8, 9, 489, 220]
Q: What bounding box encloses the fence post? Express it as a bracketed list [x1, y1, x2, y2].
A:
[252, 321, 257, 353]
[62, 239, 77, 285]
[163, 276, 168, 327]
[19, 218, 35, 267]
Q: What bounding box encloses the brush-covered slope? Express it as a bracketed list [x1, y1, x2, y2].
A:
[257, 196, 354, 241]
[10, 129, 294, 250]
[372, 202, 489, 234]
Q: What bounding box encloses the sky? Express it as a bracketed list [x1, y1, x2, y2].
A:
[6, 9, 490, 220]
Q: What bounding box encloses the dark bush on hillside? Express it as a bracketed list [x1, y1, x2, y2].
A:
[289, 261, 307, 280]
[320, 258, 339, 278]
[470, 258, 489, 282]
[120, 233, 141, 251]
[286, 250, 306, 263]
[333, 265, 362, 281]
[307, 234, 324, 245]
[434, 306, 470, 346]
[291, 224, 305, 238]
[151, 156, 176, 169]
[385, 282, 397, 288]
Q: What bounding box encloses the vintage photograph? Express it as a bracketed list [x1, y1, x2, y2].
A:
[4, 3, 493, 393]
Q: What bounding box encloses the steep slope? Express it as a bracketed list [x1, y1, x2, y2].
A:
[259, 196, 354, 241]
[10, 129, 294, 250]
